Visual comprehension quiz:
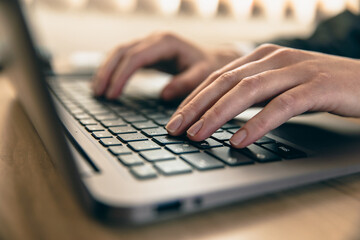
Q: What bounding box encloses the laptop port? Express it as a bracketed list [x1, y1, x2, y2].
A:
[156, 200, 181, 214]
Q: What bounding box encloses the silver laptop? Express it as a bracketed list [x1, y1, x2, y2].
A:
[2, 0, 360, 225]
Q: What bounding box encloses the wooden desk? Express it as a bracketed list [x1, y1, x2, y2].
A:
[0, 77, 360, 240]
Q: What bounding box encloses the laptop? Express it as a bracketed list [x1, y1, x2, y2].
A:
[2, 0, 360, 225]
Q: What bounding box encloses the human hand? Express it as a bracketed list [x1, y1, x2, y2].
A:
[92, 32, 239, 101]
[165, 44, 360, 148]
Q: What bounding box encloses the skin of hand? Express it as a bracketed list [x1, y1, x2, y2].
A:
[165, 43, 360, 148]
[92, 32, 240, 101]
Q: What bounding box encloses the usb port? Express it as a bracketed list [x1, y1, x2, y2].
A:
[156, 200, 181, 214]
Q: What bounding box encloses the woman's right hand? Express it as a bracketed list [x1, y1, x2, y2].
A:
[92, 32, 240, 101]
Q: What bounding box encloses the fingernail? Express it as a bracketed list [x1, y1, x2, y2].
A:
[230, 129, 247, 146]
[187, 119, 204, 137]
[166, 114, 183, 133]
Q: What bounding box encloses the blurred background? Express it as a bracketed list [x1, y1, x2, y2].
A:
[23, 0, 360, 71]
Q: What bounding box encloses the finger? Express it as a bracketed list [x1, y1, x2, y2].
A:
[184, 65, 309, 141]
[175, 43, 282, 112]
[92, 41, 139, 96]
[161, 62, 209, 101]
[105, 36, 183, 99]
[167, 50, 308, 137]
[230, 83, 318, 148]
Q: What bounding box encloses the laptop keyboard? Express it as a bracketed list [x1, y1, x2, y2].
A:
[49, 79, 306, 180]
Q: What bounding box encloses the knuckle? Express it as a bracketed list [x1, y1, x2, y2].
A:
[156, 32, 177, 42]
[316, 71, 332, 82]
[301, 61, 331, 83]
[274, 48, 292, 58]
[217, 71, 236, 84]
[208, 70, 223, 82]
[276, 93, 298, 113]
[238, 75, 263, 96]
[273, 48, 300, 59]
[257, 43, 281, 52]
[302, 61, 319, 75]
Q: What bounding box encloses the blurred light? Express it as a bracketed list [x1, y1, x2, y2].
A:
[112, 0, 137, 12]
[347, 0, 360, 13]
[290, 0, 318, 24]
[228, 0, 254, 19]
[68, 0, 88, 9]
[319, 0, 346, 16]
[260, 0, 288, 21]
[43, 0, 88, 9]
[195, 0, 219, 18]
[155, 0, 181, 16]
[23, 0, 34, 5]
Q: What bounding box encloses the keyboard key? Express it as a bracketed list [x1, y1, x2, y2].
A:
[146, 112, 168, 120]
[222, 122, 241, 129]
[181, 152, 224, 170]
[99, 137, 123, 147]
[132, 121, 158, 130]
[79, 119, 97, 125]
[94, 113, 118, 121]
[87, 108, 110, 115]
[261, 142, 306, 159]
[255, 136, 275, 145]
[109, 126, 137, 134]
[241, 144, 281, 162]
[154, 160, 192, 175]
[114, 109, 137, 117]
[108, 146, 132, 155]
[108, 105, 128, 112]
[163, 109, 175, 116]
[70, 108, 84, 114]
[128, 141, 161, 152]
[142, 127, 168, 137]
[130, 165, 157, 179]
[82, 103, 103, 110]
[153, 136, 185, 145]
[117, 133, 147, 142]
[85, 124, 105, 132]
[74, 113, 91, 120]
[91, 131, 113, 139]
[211, 131, 233, 141]
[122, 115, 148, 123]
[191, 138, 222, 149]
[84, 104, 106, 110]
[206, 147, 254, 166]
[118, 154, 144, 166]
[166, 143, 199, 154]
[153, 117, 170, 126]
[227, 128, 240, 134]
[100, 119, 127, 127]
[138, 108, 157, 114]
[140, 149, 176, 162]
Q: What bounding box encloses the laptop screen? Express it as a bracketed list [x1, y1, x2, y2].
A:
[0, 0, 83, 193]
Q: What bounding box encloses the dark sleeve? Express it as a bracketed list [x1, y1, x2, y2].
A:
[270, 10, 360, 59]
